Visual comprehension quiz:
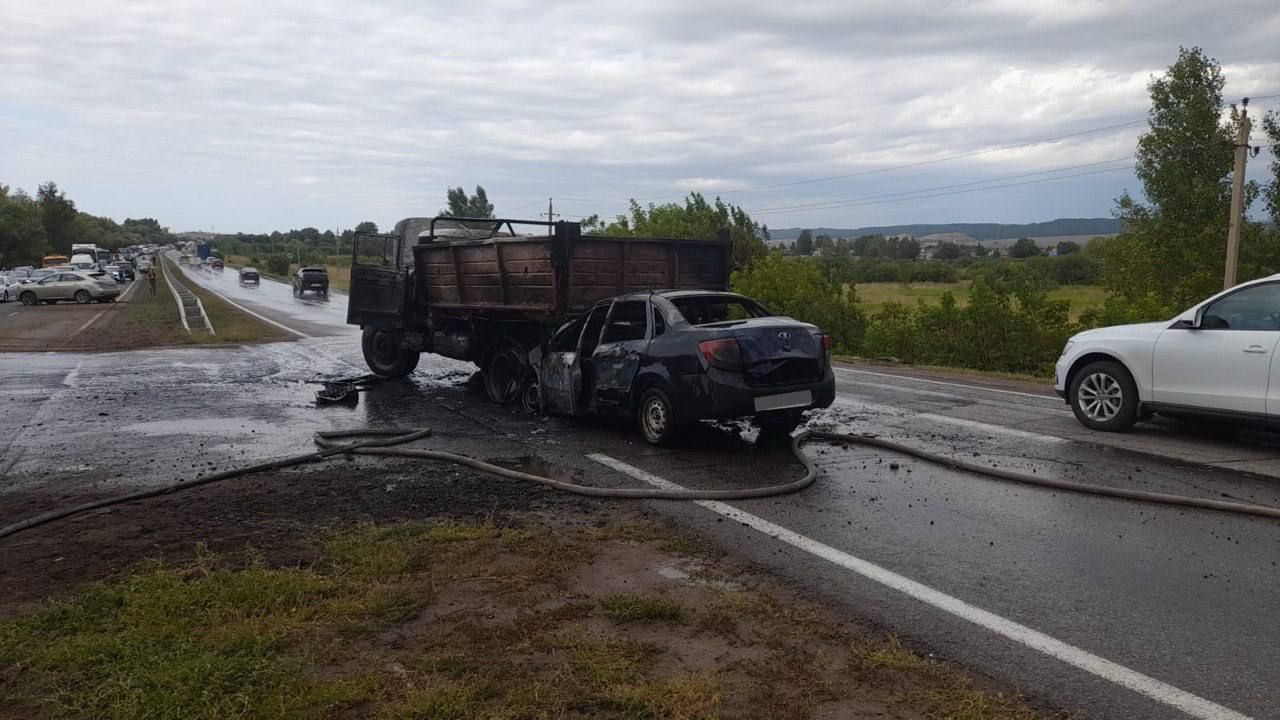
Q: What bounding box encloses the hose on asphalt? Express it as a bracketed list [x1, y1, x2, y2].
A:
[3, 426, 1279, 542]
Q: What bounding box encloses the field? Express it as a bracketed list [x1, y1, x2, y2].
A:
[854, 282, 1108, 320]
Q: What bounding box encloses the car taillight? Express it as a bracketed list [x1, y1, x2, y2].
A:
[699, 338, 743, 370]
[820, 334, 832, 365]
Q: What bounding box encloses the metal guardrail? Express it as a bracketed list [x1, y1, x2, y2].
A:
[161, 254, 215, 335]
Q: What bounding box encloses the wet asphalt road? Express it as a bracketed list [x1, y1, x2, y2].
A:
[1, 283, 1277, 720]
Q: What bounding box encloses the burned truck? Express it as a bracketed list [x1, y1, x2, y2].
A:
[347, 217, 834, 443]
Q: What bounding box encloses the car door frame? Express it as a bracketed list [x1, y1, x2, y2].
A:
[536, 304, 610, 415]
[37, 274, 66, 301]
[590, 298, 651, 413]
[1151, 280, 1280, 416]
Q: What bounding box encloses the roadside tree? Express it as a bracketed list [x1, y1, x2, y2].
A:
[0, 185, 49, 266]
[1102, 47, 1251, 309]
[442, 186, 495, 219]
[794, 229, 814, 256]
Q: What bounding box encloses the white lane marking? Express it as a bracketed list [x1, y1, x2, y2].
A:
[587, 453, 1253, 720]
[836, 366, 1059, 402]
[72, 309, 108, 336]
[7, 312, 16, 317]
[177, 265, 310, 339]
[833, 397, 1068, 444]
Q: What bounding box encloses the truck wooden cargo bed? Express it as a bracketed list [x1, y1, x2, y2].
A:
[416, 228, 729, 316]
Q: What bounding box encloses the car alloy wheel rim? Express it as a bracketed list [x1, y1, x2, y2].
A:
[1079, 372, 1123, 422]
[644, 397, 669, 438]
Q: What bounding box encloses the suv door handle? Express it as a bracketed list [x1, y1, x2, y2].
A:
[1244, 345, 1269, 353]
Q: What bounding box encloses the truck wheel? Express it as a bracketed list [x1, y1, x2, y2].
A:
[484, 342, 528, 404]
[638, 386, 678, 446]
[362, 327, 419, 377]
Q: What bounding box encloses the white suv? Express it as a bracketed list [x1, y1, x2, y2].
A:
[1056, 274, 1280, 431]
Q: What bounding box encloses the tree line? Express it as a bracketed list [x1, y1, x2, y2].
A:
[0, 181, 170, 267]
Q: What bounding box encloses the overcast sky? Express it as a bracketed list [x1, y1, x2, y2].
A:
[2, 0, 1278, 233]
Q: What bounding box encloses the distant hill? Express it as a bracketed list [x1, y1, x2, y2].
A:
[768, 218, 1120, 243]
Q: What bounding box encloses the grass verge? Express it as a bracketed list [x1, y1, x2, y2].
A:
[0, 518, 1059, 720]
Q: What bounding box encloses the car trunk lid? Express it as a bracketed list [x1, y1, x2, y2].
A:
[701, 317, 825, 386]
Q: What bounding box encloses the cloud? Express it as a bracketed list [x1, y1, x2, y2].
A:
[1, 0, 1277, 231]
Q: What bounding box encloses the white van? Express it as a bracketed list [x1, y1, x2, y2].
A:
[69, 254, 97, 270]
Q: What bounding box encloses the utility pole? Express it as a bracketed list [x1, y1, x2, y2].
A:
[1224, 98, 1252, 289]
[542, 198, 559, 234]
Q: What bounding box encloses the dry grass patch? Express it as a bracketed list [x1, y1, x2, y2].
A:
[0, 517, 1061, 720]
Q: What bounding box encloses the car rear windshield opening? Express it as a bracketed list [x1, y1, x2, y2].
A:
[670, 296, 770, 326]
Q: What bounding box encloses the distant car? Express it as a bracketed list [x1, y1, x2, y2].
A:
[68, 254, 97, 271]
[16, 271, 120, 305]
[104, 265, 125, 282]
[530, 290, 837, 444]
[239, 267, 260, 286]
[211, 259, 224, 271]
[293, 267, 329, 298]
[0, 275, 23, 303]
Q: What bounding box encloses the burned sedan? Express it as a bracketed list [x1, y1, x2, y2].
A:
[531, 290, 835, 444]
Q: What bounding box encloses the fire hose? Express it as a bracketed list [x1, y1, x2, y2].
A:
[2, 427, 1279, 542]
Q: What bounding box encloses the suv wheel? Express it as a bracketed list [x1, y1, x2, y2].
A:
[74, 290, 92, 304]
[637, 386, 678, 445]
[1069, 360, 1139, 431]
[20, 292, 37, 306]
[361, 327, 420, 378]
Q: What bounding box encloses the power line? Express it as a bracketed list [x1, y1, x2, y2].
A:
[556, 118, 1146, 204]
[743, 156, 1134, 215]
[747, 165, 1134, 217]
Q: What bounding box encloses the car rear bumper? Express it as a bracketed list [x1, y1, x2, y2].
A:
[675, 366, 836, 422]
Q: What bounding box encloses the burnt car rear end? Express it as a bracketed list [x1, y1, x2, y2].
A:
[655, 293, 835, 429]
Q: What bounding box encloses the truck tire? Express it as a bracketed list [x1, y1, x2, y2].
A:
[483, 341, 528, 404]
[362, 327, 419, 378]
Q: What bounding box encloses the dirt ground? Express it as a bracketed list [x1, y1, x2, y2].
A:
[0, 458, 1055, 719]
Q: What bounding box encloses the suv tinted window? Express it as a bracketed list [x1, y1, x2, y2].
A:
[602, 301, 647, 343]
[1202, 283, 1280, 330]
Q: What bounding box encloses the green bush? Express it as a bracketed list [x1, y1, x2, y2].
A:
[265, 254, 290, 275]
[861, 271, 1076, 375]
[732, 253, 865, 352]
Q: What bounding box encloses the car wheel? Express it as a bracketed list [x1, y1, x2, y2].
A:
[1069, 360, 1139, 431]
[361, 327, 420, 378]
[637, 386, 678, 446]
[74, 290, 92, 304]
[20, 292, 36, 306]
